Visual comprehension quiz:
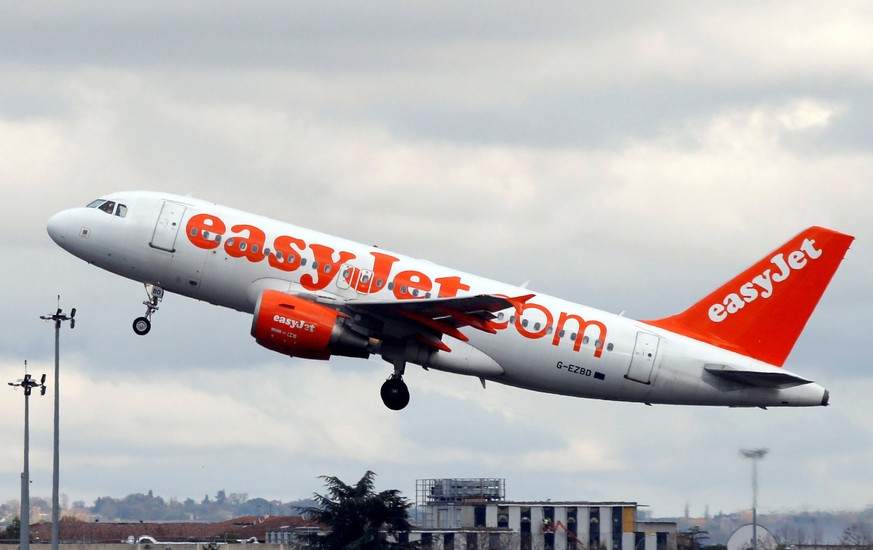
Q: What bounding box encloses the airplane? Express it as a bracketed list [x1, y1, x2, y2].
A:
[46, 191, 854, 411]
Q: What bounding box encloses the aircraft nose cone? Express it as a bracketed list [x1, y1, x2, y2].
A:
[46, 210, 70, 246]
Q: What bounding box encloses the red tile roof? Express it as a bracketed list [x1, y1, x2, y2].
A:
[28, 516, 315, 543]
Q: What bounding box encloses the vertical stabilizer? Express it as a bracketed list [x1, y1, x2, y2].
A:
[645, 226, 854, 366]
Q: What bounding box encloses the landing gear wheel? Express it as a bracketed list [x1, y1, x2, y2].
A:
[133, 283, 164, 336]
[132, 316, 151, 336]
[380, 377, 410, 411]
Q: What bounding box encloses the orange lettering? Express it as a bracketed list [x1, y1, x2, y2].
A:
[352, 251, 399, 293]
[515, 302, 553, 339]
[434, 276, 471, 298]
[269, 235, 306, 272]
[301, 244, 356, 291]
[186, 213, 226, 250]
[392, 270, 433, 300]
[224, 224, 266, 262]
[553, 312, 607, 357]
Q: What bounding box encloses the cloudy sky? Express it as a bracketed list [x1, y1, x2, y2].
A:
[1, 1, 872, 521]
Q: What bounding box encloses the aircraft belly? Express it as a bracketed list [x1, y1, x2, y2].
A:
[473, 330, 650, 402]
[196, 248, 267, 312]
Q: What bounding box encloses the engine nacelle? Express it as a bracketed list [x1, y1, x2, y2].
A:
[251, 290, 370, 360]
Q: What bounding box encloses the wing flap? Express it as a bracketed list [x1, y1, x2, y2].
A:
[345, 293, 533, 350]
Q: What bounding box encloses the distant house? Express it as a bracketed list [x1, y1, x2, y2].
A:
[27, 516, 315, 544]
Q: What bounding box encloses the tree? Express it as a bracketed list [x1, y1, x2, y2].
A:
[1, 517, 21, 541]
[301, 471, 417, 549]
[678, 527, 710, 550]
[840, 522, 873, 549]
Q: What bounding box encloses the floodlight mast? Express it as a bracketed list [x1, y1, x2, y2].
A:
[8, 362, 47, 550]
[740, 448, 769, 550]
[40, 297, 75, 550]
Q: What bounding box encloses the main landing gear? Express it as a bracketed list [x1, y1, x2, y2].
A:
[380, 375, 410, 411]
[132, 284, 164, 336]
[380, 359, 410, 411]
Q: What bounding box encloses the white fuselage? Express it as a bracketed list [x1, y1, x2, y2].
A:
[46, 191, 828, 408]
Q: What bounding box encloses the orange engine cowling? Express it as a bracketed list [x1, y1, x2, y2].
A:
[251, 290, 370, 360]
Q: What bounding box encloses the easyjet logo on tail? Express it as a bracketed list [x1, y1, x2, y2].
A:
[708, 238, 823, 323]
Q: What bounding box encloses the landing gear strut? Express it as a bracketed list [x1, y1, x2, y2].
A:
[132, 284, 164, 336]
[380, 358, 410, 410]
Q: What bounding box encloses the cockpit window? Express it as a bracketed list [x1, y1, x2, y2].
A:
[86, 199, 128, 217]
[98, 200, 116, 214]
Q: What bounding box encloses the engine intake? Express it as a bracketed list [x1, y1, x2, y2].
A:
[251, 290, 370, 360]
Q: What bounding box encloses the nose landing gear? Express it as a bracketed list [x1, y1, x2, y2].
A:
[132, 284, 164, 336]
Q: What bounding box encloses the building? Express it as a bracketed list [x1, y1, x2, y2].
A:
[26, 515, 313, 544]
[413, 478, 677, 550]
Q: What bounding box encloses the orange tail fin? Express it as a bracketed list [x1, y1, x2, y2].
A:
[645, 226, 854, 366]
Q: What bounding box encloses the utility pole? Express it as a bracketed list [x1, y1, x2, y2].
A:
[741, 448, 768, 550]
[41, 299, 76, 550]
[8, 363, 47, 550]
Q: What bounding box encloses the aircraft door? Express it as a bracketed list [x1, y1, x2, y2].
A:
[338, 264, 374, 294]
[150, 201, 186, 252]
[625, 331, 660, 384]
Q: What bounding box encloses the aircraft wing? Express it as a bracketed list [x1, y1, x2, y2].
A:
[704, 364, 813, 389]
[343, 293, 534, 352]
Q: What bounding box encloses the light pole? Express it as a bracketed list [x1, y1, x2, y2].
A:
[41, 299, 76, 550]
[741, 448, 768, 550]
[8, 363, 47, 550]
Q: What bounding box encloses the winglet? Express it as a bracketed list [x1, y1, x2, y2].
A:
[645, 226, 854, 366]
[506, 293, 537, 313]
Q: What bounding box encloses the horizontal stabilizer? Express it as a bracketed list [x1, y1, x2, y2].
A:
[704, 364, 812, 389]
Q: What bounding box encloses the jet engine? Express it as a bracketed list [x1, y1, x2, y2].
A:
[251, 290, 370, 360]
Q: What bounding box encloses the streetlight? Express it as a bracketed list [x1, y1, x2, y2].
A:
[8, 362, 47, 550]
[40, 298, 76, 550]
[740, 448, 769, 550]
